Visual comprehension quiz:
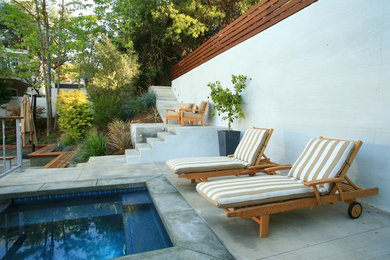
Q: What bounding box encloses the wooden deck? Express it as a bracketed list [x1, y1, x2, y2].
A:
[28, 144, 74, 168]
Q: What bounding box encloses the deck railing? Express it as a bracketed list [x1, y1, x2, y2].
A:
[171, 0, 318, 80]
[1, 116, 23, 178]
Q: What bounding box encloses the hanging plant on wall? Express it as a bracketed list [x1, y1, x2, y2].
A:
[208, 74, 249, 131]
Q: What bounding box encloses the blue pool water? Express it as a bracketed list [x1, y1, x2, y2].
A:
[0, 188, 173, 259]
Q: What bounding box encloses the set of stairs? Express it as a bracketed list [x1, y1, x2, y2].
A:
[149, 86, 178, 123]
[126, 125, 225, 164]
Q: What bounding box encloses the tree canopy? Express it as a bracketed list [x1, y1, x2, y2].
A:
[94, 0, 259, 90]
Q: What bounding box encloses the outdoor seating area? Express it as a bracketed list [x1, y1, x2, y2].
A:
[166, 127, 278, 182]
[165, 101, 209, 126]
[196, 137, 379, 238]
[0, 0, 388, 259]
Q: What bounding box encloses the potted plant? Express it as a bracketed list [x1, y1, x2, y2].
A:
[208, 74, 249, 156]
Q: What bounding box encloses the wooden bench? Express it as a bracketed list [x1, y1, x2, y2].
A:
[43, 151, 75, 168]
[28, 144, 74, 168]
[28, 144, 61, 158]
[0, 156, 15, 170]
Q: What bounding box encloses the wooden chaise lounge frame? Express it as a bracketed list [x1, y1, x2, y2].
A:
[179, 127, 280, 183]
[222, 137, 379, 238]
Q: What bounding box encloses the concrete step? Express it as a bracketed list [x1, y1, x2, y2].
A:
[125, 149, 140, 157]
[149, 85, 178, 122]
[146, 137, 164, 147]
[156, 131, 176, 141]
[126, 125, 226, 164]
[135, 143, 152, 151]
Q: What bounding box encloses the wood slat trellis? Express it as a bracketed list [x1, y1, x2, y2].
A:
[171, 0, 318, 80]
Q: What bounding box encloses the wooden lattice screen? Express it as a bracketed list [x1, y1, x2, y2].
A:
[171, 0, 318, 80]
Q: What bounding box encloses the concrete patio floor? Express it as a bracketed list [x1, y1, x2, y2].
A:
[0, 156, 389, 259]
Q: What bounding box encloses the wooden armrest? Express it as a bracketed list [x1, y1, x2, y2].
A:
[263, 164, 292, 172]
[248, 163, 279, 170]
[180, 108, 195, 112]
[304, 178, 345, 187]
[165, 109, 176, 112]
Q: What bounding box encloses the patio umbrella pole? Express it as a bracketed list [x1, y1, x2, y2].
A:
[32, 95, 37, 152]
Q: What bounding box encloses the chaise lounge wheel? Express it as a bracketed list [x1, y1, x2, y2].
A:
[348, 201, 362, 219]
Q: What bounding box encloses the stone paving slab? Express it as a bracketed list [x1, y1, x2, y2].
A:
[265, 226, 390, 260]
[115, 246, 222, 260]
[160, 163, 390, 260]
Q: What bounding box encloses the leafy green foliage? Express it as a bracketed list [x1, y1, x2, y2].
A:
[71, 128, 107, 163]
[91, 94, 121, 128]
[82, 129, 107, 156]
[95, 0, 259, 89]
[138, 91, 156, 108]
[87, 37, 139, 100]
[208, 75, 249, 130]
[119, 91, 157, 120]
[0, 79, 13, 105]
[107, 119, 132, 154]
[56, 90, 93, 143]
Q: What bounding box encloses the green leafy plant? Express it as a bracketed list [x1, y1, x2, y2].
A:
[107, 119, 132, 154]
[208, 74, 249, 130]
[71, 129, 107, 163]
[83, 129, 107, 156]
[56, 90, 93, 144]
[138, 91, 156, 109]
[91, 94, 121, 128]
[119, 91, 157, 120]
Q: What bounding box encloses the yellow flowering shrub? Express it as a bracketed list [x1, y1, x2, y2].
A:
[56, 90, 93, 143]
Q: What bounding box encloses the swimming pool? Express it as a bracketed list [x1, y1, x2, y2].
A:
[0, 187, 173, 259]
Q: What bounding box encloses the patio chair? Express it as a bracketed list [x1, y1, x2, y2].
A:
[165, 103, 194, 124]
[196, 137, 379, 238]
[166, 127, 280, 183]
[180, 101, 209, 126]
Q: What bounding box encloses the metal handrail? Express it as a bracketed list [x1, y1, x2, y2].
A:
[1, 116, 23, 177]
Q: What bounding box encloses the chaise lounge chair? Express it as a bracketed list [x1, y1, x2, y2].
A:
[196, 137, 379, 238]
[166, 127, 279, 183]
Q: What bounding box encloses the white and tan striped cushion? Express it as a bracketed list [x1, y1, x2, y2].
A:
[288, 138, 354, 193]
[233, 128, 268, 165]
[196, 175, 314, 208]
[166, 157, 248, 174]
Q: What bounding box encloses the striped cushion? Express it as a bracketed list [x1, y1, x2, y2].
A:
[233, 128, 268, 165]
[166, 157, 248, 174]
[196, 175, 314, 208]
[288, 138, 355, 193]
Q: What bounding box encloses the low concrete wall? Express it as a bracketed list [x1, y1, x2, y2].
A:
[171, 0, 390, 212]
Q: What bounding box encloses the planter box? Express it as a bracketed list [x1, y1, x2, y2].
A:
[218, 130, 241, 156]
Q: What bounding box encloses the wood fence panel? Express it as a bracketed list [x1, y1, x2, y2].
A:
[171, 0, 318, 80]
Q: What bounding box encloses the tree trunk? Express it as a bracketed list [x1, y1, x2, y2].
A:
[34, 0, 51, 136]
[42, 0, 53, 135]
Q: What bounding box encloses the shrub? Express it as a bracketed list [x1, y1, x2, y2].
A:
[119, 91, 157, 120]
[56, 90, 93, 144]
[92, 94, 121, 128]
[107, 119, 132, 154]
[72, 129, 107, 163]
[138, 91, 156, 109]
[120, 98, 142, 120]
[82, 129, 107, 157]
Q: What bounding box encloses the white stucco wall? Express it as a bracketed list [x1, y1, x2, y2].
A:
[172, 0, 390, 212]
